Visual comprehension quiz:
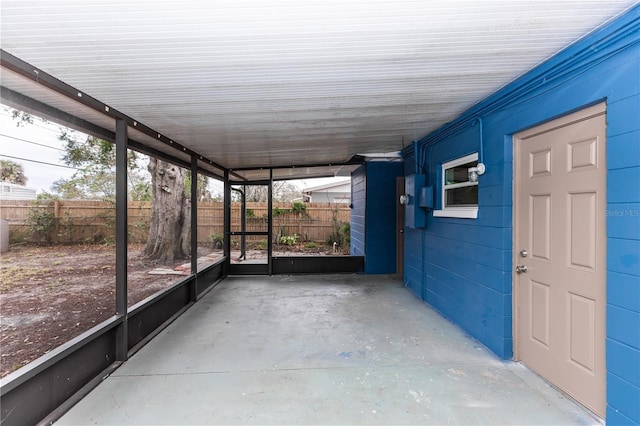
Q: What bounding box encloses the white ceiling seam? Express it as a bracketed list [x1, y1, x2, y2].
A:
[1, 0, 637, 175]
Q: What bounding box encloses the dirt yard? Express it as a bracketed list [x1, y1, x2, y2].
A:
[0, 242, 343, 378]
[0, 244, 211, 378]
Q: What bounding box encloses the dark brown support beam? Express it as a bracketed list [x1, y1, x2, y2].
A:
[268, 170, 273, 276]
[1, 86, 225, 179]
[1, 86, 116, 142]
[223, 170, 231, 274]
[190, 155, 198, 301]
[115, 119, 128, 361]
[229, 156, 364, 172]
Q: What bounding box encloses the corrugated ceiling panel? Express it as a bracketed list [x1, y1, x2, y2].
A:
[1, 0, 637, 172]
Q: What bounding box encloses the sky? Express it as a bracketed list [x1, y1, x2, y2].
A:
[0, 106, 76, 193]
[0, 105, 345, 197]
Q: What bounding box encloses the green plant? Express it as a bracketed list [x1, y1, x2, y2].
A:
[256, 240, 268, 250]
[9, 233, 26, 244]
[95, 200, 116, 244]
[339, 222, 350, 246]
[57, 210, 74, 243]
[132, 218, 150, 241]
[128, 203, 150, 243]
[291, 201, 307, 215]
[280, 234, 299, 246]
[26, 203, 55, 244]
[100, 236, 115, 246]
[273, 207, 291, 216]
[327, 207, 350, 249]
[210, 232, 224, 249]
[246, 208, 255, 218]
[304, 242, 318, 249]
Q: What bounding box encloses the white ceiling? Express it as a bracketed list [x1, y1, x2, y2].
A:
[1, 0, 637, 176]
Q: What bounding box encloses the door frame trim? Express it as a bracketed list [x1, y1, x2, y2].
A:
[227, 179, 273, 275]
[396, 176, 405, 276]
[511, 102, 607, 362]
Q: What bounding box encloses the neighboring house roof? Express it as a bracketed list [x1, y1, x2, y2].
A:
[302, 179, 351, 194]
[0, 182, 37, 200]
[302, 179, 351, 203]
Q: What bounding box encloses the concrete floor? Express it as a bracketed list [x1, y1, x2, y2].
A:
[57, 275, 599, 425]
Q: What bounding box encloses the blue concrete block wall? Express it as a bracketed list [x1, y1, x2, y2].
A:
[402, 6, 640, 423]
[350, 165, 366, 257]
[414, 122, 514, 357]
[404, 152, 426, 296]
[363, 162, 404, 274]
[350, 162, 404, 273]
[603, 21, 640, 420]
[403, 228, 423, 296]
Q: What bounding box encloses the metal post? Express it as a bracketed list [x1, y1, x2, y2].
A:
[190, 155, 198, 301]
[231, 187, 246, 260]
[268, 170, 273, 275]
[115, 119, 128, 361]
[241, 187, 246, 260]
[223, 170, 231, 273]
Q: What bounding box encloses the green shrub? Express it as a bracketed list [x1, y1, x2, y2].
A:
[273, 207, 291, 216]
[280, 234, 298, 246]
[26, 204, 55, 244]
[210, 232, 224, 249]
[9, 232, 26, 244]
[328, 207, 351, 249]
[57, 210, 74, 243]
[339, 222, 350, 246]
[291, 201, 307, 215]
[304, 242, 318, 249]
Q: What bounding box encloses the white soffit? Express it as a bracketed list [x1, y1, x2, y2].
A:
[1, 0, 636, 172]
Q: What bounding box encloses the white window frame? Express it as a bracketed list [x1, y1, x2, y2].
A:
[433, 152, 479, 219]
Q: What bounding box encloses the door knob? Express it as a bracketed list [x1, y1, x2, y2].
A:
[519, 250, 528, 257]
[515, 265, 528, 274]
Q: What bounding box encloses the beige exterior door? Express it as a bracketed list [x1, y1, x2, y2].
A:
[514, 103, 607, 417]
[396, 177, 405, 276]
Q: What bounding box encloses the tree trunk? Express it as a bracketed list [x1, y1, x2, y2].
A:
[144, 158, 191, 261]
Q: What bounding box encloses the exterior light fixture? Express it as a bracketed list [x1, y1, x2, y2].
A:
[468, 163, 486, 182]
